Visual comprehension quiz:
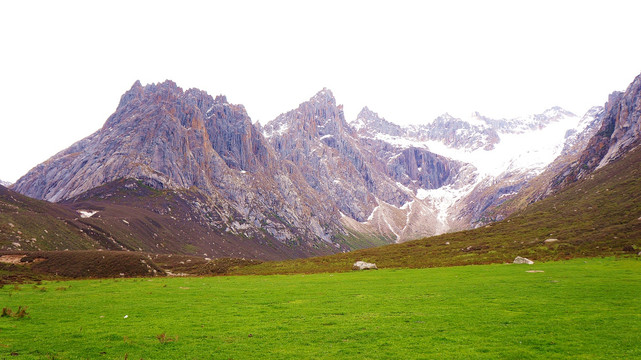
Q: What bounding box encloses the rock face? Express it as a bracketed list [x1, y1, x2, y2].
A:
[553, 73, 641, 187]
[353, 261, 377, 270]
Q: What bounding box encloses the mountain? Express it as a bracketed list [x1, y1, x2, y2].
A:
[0, 180, 11, 187]
[12, 81, 348, 258]
[230, 136, 641, 275]
[263, 89, 463, 244]
[11, 74, 629, 258]
[350, 103, 602, 232]
[552, 73, 641, 188]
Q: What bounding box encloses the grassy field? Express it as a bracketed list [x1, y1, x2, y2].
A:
[1, 257, 639, 359]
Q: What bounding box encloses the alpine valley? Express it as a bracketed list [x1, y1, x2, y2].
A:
[4, 71, 641, 260]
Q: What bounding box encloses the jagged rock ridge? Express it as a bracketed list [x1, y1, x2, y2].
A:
[552, 73, 641, 188]
[14, 71, 641, 257]
[13, 81, 345, 256]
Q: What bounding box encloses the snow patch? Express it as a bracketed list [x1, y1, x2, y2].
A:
[264, 122, 290, 138]
[78, 210, 98, 218]
[417, 178, 480, 226]
[366, 205, 380, 222]
[396, 182, 413, 195]
[381, 212, 400, 242]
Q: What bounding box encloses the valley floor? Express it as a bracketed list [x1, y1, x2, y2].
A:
[1, 257, 639, 359]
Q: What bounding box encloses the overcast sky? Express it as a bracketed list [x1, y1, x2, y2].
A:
[1, 0, 641, 183]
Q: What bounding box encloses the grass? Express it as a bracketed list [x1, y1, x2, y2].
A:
[1, 257, 639, 359]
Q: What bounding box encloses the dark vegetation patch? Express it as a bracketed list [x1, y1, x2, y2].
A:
[0, 251, 165, 282]
[195, 258, 263, 275]
[2, 179, 339, 261]
[0, 250, 264, 283]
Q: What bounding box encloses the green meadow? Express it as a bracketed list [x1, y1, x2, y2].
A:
[1, 257, 640, 359]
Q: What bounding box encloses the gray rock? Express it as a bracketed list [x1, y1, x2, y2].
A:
[513, 256, 534, 265]
[353, 261, 377, 270]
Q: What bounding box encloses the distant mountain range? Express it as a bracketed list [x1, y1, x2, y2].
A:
[4, 71, 641, 259]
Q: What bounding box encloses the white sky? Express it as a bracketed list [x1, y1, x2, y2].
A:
[1, 0, 641, 183]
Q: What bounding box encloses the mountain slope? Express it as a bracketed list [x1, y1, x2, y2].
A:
[61, 178, 336, 259]
[0, 184, 107, 251]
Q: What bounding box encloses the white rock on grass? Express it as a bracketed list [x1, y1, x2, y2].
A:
[513, 256, 534, 265]
[544, 238, 558, 243]
[353, 261, 377, 270]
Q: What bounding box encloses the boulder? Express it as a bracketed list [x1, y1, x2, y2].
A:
[353, 261, 378, 270]
[513, 256, 534, 265]
[544, 238, 558, 243]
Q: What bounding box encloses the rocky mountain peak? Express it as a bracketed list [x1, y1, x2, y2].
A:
[14, 79, 274, 200]
[310, 88, 335, 105]
[214, 94, 228, 104]
[550, 73, 641, 189]
[116, 80, 144, 108]
[578, 74, 641, 170]
[352, 106, 403, 136]
[263, 88, 349, 140]
[357, 106, 378, 119]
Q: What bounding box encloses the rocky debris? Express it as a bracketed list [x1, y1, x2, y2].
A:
[513, 256, 534, 265]
[462, 245, 483, 252]
[544, 238, 559, 243]
[353, 261, 377, 270]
